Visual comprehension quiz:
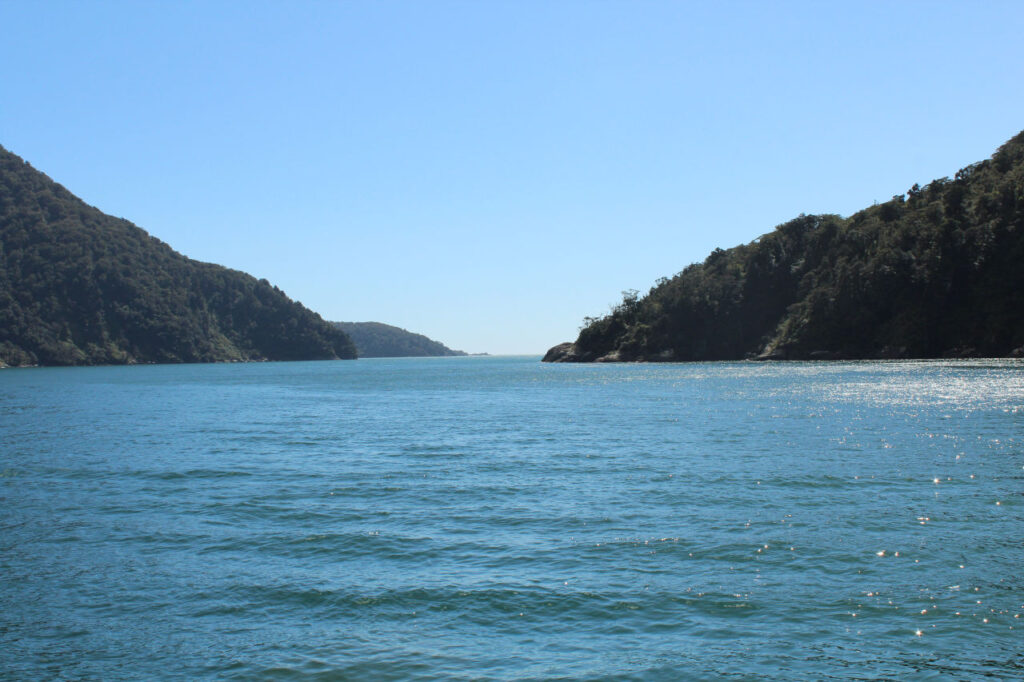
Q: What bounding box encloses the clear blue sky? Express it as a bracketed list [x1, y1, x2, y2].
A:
[2, 1, 1023, 354]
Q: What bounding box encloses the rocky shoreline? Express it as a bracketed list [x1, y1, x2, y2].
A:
[542, 342, 1024, 363]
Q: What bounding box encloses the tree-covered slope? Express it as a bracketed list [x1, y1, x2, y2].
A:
[334, 321, 466, 358]
[0, 146, 356, 366]
[546, 131, 1024, 362]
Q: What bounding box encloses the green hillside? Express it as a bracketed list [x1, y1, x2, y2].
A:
[0, 146, 356, 367]
[546, 131, 1024, 362]
[334, 321, 466, 358]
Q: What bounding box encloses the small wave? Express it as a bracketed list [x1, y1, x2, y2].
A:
[131, 468, 255, 481]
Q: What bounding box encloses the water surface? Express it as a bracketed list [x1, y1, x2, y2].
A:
[2, 357, 1022, 679]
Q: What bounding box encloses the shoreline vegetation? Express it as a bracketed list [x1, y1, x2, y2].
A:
[332, 321, 467, 358]
[0, 146, 356, 367]
[545, 131, 1024, 363]
[4, 130, 1023, 369]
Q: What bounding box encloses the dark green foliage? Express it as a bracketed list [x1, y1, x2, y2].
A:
[559, 131, 1024, 362]
[0, 146, 356, 366]
[334, 321, 466, 358]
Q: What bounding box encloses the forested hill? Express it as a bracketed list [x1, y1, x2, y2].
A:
[545, 131, 1024, 363]
[0, 146, 356, 367]
[334, 321, 467, 358]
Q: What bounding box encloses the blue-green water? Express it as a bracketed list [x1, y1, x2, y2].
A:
[1, 357, 1022, 680]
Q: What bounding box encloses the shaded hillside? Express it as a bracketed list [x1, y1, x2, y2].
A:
[0, 146, 356, 366]
[546, 131, 1024, 362]
[334, 321, 466, 358]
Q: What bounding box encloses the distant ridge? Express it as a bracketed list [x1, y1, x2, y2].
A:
[334, 321, 467, 358]
[546, 131, 1024, 362]
[0, 145, 356, 367]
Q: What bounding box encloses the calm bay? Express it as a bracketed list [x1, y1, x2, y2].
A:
[1, 357, 1021, 679]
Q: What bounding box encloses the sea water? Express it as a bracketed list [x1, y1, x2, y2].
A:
[1, 357, 1021, 680]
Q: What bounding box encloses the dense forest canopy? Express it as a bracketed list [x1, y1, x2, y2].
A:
[333, 321, 467, 358]
[0, 146, 356, 366]
[546, 130, 1024, 362]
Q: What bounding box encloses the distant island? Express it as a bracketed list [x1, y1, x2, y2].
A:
[334, 321, 467, 358]
[546, 130, 1024, 362]
[0, 146, 356, 367]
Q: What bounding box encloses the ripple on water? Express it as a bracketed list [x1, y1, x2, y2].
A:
[1, 358, 1022, 679]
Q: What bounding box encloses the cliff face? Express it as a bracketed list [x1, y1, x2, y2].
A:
[0, 146, 356, 366]
[547, 131, 1024, 362]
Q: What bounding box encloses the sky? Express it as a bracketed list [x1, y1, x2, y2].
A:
[2, 1, 1023, 355]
